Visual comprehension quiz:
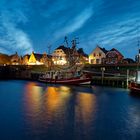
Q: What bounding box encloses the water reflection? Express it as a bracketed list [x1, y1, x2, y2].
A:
[76, 93, 96, 124]
[75, 93, 96, 139]
[23, 82, 96, 139]
[1, 80, 140, 139]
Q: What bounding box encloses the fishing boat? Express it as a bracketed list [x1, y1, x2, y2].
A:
[38, 37, 92, 85]
[129, 82, 140, 93]
[129, 70, 140, 94]
[39, 75, 91, 85]
[129, 35, 140, 94]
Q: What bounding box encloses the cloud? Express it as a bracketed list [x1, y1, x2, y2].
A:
[0, 0, 140, 59]
[53, 7, 93, 39]
[0, 0, 33, 55]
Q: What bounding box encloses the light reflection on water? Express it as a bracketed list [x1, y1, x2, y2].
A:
[23, 83, 97, 139]
[0, 80, 140, 140]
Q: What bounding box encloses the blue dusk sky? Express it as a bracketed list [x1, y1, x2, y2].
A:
[0, 0, 140, 59]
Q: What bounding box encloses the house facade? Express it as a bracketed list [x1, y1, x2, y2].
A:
[22, 52, 52, 66]
[52, 45, 68, 65]
[89, 45, 108, 64]
[10, 52, 20, 65]
[102, 48, 124, 64]
[0, 53, 10, 65]
[77, 48, 89, 64]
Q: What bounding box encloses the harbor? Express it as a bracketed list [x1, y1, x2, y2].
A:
[0, 80, 140, 140]
[0, 63, 138, 88]
[0, 0, 140, 139]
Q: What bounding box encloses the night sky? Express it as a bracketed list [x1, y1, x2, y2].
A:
[0, 0, 140, 59]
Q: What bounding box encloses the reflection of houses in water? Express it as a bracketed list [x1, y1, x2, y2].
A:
[76, 93, 96, 125]
[23, 83, 97, 138]
[23, 82, 44, 129]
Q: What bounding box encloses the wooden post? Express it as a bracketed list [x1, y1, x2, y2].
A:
[126, 69, 129, 88]
[101, 67, 105, 85]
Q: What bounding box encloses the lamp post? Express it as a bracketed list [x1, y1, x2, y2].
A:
[101, 67, 105, 85]
[126, 69, 129, 88]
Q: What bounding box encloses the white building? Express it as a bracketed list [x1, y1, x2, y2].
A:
[89, 45, 108, 64]
[52, 45, 68, 65]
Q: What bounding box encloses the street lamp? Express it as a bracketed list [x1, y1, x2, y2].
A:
[101, 67, 105, 85]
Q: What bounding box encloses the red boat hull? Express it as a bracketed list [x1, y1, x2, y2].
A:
[39, 77, 91, 85]
[129, 82, 140, 94]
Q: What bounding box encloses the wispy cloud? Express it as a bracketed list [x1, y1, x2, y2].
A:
[0, 0, 33, 55]
[54, 7, 93, 39]
[0, 0, 140, 58]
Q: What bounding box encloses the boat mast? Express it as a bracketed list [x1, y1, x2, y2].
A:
[64, 36, 69, 48]
[47, 44, 51, 55]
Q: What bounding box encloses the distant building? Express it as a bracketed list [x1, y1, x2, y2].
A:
[0, 53, 10, 65]
[52, 45, 69, 65]
[89, 45, 108, 64]
[22, 54, 30, 65]
[103, 48, 124, 64]
[40, 53, 52, 67]
[28, 52, 37, 64]
[122, 58, 135, 64]
[77, 48, 89, 64]
[10, 52, 20, 65]
[52, 45, 87, 65]
[22, 52, 52, 66]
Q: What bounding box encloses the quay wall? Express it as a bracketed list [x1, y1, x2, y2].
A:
[0, 64, 137, 88]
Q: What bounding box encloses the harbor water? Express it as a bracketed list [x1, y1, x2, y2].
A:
[0, 80, 140, 140]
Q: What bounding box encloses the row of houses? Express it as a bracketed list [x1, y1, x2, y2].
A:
[0, 45, 88, 66]
[89, 45, 135, 64]
[0, 45, 135, 66]
[89, 45, 124, 64]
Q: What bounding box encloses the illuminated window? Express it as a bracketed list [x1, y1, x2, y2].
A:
[96, 59, 100, 64]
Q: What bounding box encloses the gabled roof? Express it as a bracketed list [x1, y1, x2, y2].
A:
[92, 45, 108, 54]
[0, 53, 10, 64]
[47, 54, 52, 59]
[55, 45, 70, 54]
[123, 58, 135, 63]
[56, 45, 67, 50]
[34, 53, 43, 60]
[10, 52, 19, 59]
[77, 49, 88, 57]
[110, 48, 124, 57]
[95, 44, 108, 54]
[99, 47, 108, 54]
[23, 54, 30, 59]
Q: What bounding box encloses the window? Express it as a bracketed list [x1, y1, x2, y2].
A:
[60, 56, 62, 60]
[99, 53, 101, 56]
[96, 59, 100, 64]
[93, 53, 96, 57]
[91, 59, 94, 64]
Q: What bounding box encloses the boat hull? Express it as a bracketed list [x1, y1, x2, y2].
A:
[39, 77, 91, 85]
[129, 82, 140, 94]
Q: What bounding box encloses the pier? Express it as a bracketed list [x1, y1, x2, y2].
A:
[0, 63, 138, 88]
